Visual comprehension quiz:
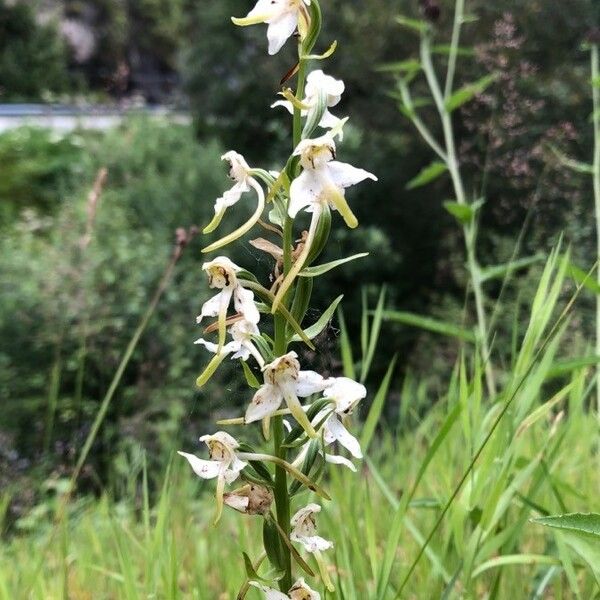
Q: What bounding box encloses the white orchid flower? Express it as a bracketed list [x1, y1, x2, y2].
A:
[291, 504, 335, 591]
[321, 377, 367, 460]
[178, 431, 247, 524]
[290, 503, 332, 553]
[245, 351, 330, 437]
[290, 134, 377, 228]
[202, 151, 266, 253]
[272, 69, 346, 132]
[271, 134, 377, 312]
[232, 0, 312, 56]
[250, 578, 321, 600]
[197, 256, 259, 346]
[195, 317, 265, 368]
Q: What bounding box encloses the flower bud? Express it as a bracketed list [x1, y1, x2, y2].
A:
[223, 483, 273, 515]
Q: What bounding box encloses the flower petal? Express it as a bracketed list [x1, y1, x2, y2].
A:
[289, 170, 324, 217]
[194, 339, 240, 356]
[324, 452, 357, 472]
[297, 534, 334, 553]
[249, 582, 289, 600]
[177, 451, 220, 479]
[234, 285, 260, 324]
[323, 377, 367, 414]
[267, 11, 298, 55]
[326, 161, 378, 189]
[324, 415, 362, 459]
[196, 291, 225, 324]
[295, 370, 331, 397]
[318, 109, 344, 130]
[271, 99, 294, 115]
[245, 384, 283, 423]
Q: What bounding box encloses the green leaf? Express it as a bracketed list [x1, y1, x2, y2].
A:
[290, 295, 343, 342]
[406, 161, 447, 190]
[431, 45, 475, 57]
[361, 286, 387, 382]
[382, 310, 476, 342]
[240, 360, 261, 389]
[444, 73, 497, 112]
[337, 308, 356, 379]
[443, 201, 473, 225]
[471, 555, 561, 578]
[395, 15, 428, 33]
[299, 253, 369, 277]
[242, 552, 271, 583]
[376, 59, 421, 74]
[515, 383, 572, 436]
[479, 254, 545, 283]
[532, 513, 600, 581]
[567, 261, 600, 294]
[263, 519, 285, 572]
[360, 355, 397, 454]
[547, 354, 600, 379]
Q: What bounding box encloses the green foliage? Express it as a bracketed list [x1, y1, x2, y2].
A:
[0, 128, 87, 225]
[0, 120, 230, 496]
[0, 1, 72, 100]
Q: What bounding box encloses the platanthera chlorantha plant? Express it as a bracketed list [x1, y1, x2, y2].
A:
[177, 1, 377, 596]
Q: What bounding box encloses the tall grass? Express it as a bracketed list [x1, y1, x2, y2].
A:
[1, 250, 598, 599]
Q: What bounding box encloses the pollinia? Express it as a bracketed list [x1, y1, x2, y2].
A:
[178, 1, 377, 596]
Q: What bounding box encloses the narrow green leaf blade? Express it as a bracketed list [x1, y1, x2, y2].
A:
[444, 73, 497, 112]
[406, 161, 447, 190]
[290, 295, 343, 342]
[382, 310, 476, 342]
[299, 253, 369, 278]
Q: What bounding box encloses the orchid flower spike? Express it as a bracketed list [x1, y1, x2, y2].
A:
[321, 377, 367, 460]
[178, 431, 246, 524]
[202, 152, 266, 253]
[290, 134, 377, 229]
[232, 0, 312, 55]
[272, 70, 346, 132]
[250, 578, 321, 600]
[245, 351, 330, 437]
[195, 317, 265, 368]
[197, 257, 259, 347]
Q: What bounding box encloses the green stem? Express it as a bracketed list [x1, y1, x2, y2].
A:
[420, 24, 497, 398]
[272, 41, 309, 593]
[592, 44, 600, 418]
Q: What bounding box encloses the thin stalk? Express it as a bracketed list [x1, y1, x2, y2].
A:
[420, 26, 497, 397]
[272, 41, 309, 592]
[444, 0, 465, 98]
[591, 44, 600, 417]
